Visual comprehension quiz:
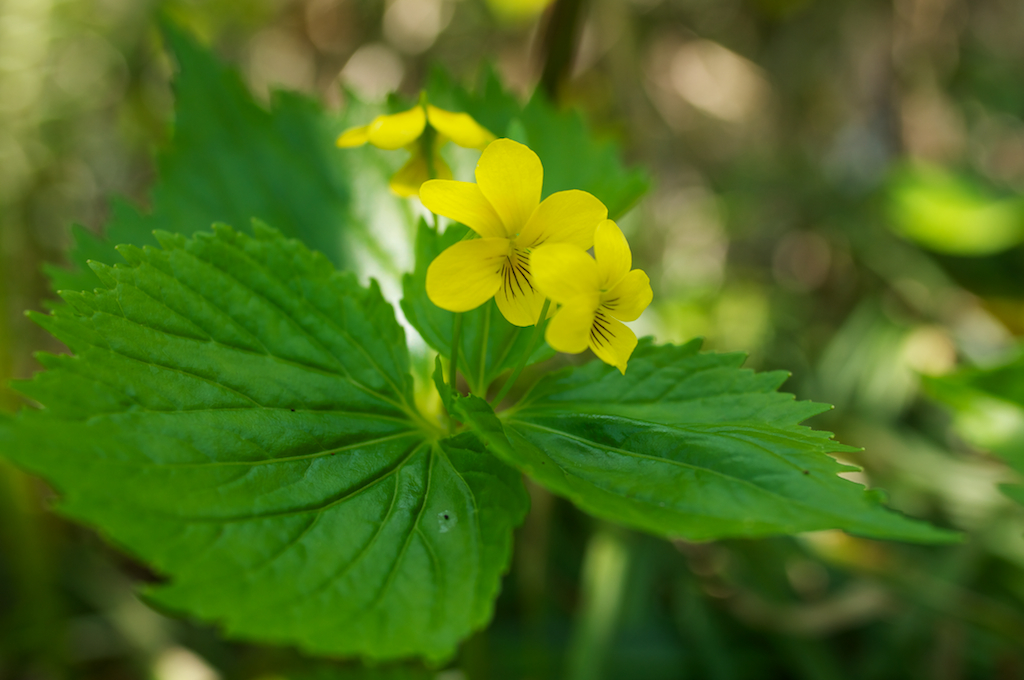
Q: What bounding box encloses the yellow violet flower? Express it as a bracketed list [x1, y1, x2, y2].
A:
[336, 97, 495, 197]
[422, 139, 609, 327]
[532, 219, 653, 374]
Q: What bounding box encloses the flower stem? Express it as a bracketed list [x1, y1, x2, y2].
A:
[423, 125, 438, 181]
[420, 91, 439, 181]
[491, 299, 550, 408]
[539, 0, 589, 101]
[447, 312, 463, 435]
[449, 311, 463, 395]
[478, 303, 491, 395]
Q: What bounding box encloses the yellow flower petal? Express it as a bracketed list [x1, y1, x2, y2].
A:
[517, 190, 608, 250]
[589, 312, 638, 375]
[476, 139, 542, 235]
[336, 123, 371, 148]
[496, 277, 547, 326]
[389, 147, 454, 197]
[602, 269, 652, 322]
[426, 238, 508, 312]
[420, 180, 507, 238]
[367, 106, 427, 150]
[494, 248, 546, 326]
[531, 243, 600, 306]
[594, 219, 632, 289]
[426, 105, 495, 149]
[545, 300, 596, 354]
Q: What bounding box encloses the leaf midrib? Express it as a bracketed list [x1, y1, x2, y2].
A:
[508, 419, 874, 528]
[163, 437, 429, 523]
[150, 430, 422, 468]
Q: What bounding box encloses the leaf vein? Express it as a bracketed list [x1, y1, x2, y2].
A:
[181, 243, 413, 415]
[510, 421, 856, 519]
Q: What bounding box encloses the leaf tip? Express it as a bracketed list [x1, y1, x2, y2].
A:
[152, 229, 184, 250]
[250, 218, 277, 238]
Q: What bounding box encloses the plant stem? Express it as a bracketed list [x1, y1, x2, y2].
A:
[420, 91, 439, 182]
[478, 303, 491, 396]
[539, 0, 589, 101]
[491, 299, 550, 408]
[565, 524, 632, 680]
[448, 312, 463, 435]
[0, 461, 65, 669]
[450, 312, 463, 392]
[423, 126, 438, 181]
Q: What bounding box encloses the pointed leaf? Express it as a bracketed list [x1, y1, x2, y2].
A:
[48, 23, 365, 291]
[455, 340, 955, 543]
[926, 355, 1024, 502]
[4, 225, 527, 661]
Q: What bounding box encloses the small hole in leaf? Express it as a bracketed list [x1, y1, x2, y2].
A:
[437, 510, 457, 533]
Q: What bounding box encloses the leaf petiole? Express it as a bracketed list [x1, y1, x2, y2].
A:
[449, 312, 463, 433]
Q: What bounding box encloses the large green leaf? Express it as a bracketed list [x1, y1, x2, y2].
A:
[48, 23, 368, 292]
[3, 225, 528, 661]
[926, 354, 1024, 495]
[886, 165, 1024, 256]
[428, 68, 650, 220]
[455, 340, 955, 543]
[400, 219, 554, 395]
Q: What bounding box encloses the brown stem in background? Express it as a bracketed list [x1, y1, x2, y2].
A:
[538, 0, 589, 102]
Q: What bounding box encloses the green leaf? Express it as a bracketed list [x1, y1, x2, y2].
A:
[48, 22, 368, 292]
[277, 664, 435, 680]
[1001, 484, 1024, 507]
[4, 225, 528, 661]
[926, 356, 1024, 480]
[454, 340, 955, 543]
[428, 68, 650, 219]
[400, 219, 554, 395]
[886, 165, 1024, 256]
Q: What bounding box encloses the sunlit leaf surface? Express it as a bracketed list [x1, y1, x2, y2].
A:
[927, 357, 1024, 483]
[886, 166, 1024, 256]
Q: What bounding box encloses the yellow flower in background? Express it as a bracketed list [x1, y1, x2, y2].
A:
[485, 0, 556, 23]
[423, 138, 608, 326]
[336, 97, 495, 197]
[532, 220, 653, 374]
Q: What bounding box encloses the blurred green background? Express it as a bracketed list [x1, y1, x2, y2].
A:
[4, 0, 1024, 678]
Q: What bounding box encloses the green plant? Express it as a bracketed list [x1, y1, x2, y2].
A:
[0, 24, 955, 667]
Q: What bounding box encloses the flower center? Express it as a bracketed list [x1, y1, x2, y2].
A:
[599, 292, 619, 312]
